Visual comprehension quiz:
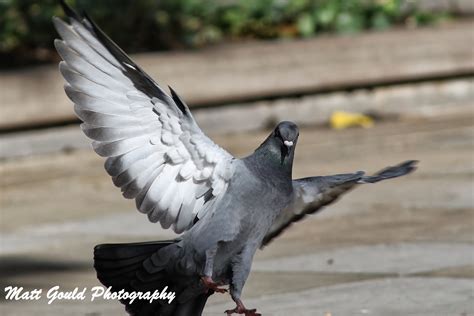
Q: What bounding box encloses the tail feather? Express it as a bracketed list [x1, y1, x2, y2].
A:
[94, 241, 173, 289]
[95, 254, 150, 269]
[95, 241, 172, 259]
[93, 240, 210, 316]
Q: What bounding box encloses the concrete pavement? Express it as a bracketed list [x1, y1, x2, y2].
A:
[1, 113, 473, 315]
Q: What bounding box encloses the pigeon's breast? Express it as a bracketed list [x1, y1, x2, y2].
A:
[216, 163, 293, 244]
[183, 161, 292, 254]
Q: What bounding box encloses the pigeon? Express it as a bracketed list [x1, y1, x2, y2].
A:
[54, 2, 418, 315]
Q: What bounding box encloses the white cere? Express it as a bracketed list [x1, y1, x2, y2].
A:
[284, 140, 294, 147]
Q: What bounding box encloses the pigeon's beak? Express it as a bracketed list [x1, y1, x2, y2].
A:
[280, 139, 294, 162]
[284, 140, 293, 148]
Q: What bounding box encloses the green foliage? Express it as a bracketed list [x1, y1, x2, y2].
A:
[0, 0, 451, 67]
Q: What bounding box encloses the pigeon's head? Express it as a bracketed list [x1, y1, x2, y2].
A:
[252, 121, 299, 172]
[273, 121, 299, 150]
[270, 121, 299, 161]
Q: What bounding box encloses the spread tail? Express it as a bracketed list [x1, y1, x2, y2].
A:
[94, 240, 210, 316]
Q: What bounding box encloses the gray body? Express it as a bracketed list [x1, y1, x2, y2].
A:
[179, 136, 296, 301]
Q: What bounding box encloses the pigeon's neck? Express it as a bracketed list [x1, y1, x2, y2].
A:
[245, 136, 294, 181]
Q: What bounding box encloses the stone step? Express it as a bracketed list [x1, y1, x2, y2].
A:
[1, 20, 473, 130]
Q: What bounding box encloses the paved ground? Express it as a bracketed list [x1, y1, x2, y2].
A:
[1, 113, 473, 315]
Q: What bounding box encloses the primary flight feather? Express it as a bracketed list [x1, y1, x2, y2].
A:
[54, 2, 417, 315]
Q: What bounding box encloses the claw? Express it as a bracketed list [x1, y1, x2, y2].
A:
[201, 276, 228, 294]
[225, 308, 260, 316]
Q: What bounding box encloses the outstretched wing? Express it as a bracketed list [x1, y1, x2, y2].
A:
[54, 3, 235, 233]
[262, 160, 417, 246]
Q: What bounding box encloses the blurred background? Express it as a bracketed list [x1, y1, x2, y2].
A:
[1, 0, 473, 315]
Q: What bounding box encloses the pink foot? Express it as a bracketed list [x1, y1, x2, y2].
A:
[225, 299, 261, 316]
[201, 276, 228, 293]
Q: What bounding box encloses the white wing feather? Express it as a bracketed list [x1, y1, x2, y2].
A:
[54, 14, 234, 233]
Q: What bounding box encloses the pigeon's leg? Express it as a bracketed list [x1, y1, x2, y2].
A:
[201, 245, 227, 293]
[201, 276, 227, 293]
[225, 244, 260, 316]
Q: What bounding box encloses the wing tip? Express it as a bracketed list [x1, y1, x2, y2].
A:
[51, 16, 62, 25]
[59, 0, 82, 22]
[393, 159, 419, 175]
[53, 38, 63, 47]
[53, 38, 68, 58]
[58, 60, 69, 76]
[360, 159, 419, 183]
[52, 15, 70, 33]
[403, 159, 419, 168]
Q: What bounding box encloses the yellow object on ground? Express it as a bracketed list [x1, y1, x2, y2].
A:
[330, 111, 374, 129]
